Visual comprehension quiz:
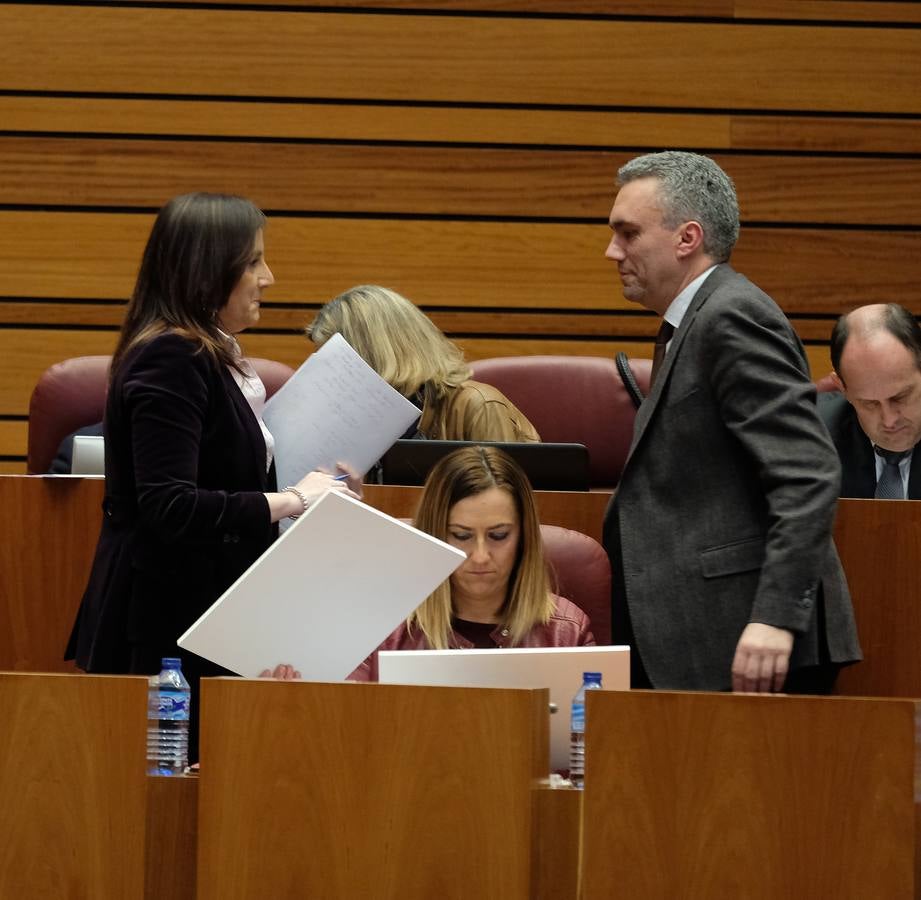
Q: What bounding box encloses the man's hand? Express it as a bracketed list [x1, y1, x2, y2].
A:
[731, 623, 794, 693]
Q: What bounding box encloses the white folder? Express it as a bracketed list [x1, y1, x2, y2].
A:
[178, 490, 466, 680]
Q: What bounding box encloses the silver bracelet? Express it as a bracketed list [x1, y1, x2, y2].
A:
[283, 486, 310, 519]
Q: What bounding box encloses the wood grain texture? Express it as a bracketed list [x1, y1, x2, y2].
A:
[6, 213, 918, 315]
[0, 476, 103, 671]
[835, 498, 921, 698]
[2, 7, 919, 113]
[145, 776, 198, 900]
[3, 139, 920, 225]
[107, 0, 921, 22]
[581, 691, 919, 899]
[0, 672, 148, 899]
[532, 787, 582, 900]
[114, 0, 734, 13]
[0, 95, 731, 149]
[735, 0, 921, 23]
[10, 95, 921, 155]
[0, 420, 26, 456]
[198, 679, 548, 899]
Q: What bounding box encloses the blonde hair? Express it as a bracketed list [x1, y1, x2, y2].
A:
[306, 285, 470, 398]
[409, 446, 553, 649]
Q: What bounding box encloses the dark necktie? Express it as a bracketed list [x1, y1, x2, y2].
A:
[650, 320, 675, 387]
[874, 447, 911, 499]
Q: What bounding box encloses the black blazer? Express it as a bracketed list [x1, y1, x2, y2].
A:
[67, 333, 277, 673]
[817, 391, 921, 499]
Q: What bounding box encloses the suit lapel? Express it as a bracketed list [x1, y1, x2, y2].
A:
[908, 445, 921, 499]
[627, 265, 728, 461]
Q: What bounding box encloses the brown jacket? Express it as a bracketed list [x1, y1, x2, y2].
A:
[349, 595, 595, 681]
[417, 380, 540, 442]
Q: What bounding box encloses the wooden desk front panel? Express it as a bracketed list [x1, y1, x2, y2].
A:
[834, 498, 921, 698]
[581, 691, 920, 899]
[198, 679, 548, 899]
[0, 672, 148, 900]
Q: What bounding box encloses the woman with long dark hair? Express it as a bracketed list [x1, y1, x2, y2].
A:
[67, 193, 357, 758]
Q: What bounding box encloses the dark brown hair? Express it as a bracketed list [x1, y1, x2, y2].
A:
[111, 192, 265, 378]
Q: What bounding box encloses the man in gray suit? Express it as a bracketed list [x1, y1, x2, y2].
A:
[819, 303, 921, 499]
[603, 151, 860, 693]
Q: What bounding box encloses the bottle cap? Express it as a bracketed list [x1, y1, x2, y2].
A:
[583, 671, 603, 683]
[161, 657, 182, 669]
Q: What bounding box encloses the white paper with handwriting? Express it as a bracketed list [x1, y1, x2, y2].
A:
[262, 333, 421, 490]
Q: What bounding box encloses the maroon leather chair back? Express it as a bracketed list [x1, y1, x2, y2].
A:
[814, 372, 839, 393]
[540, 523, 611, 645]
[470, 355, 651, 487]
[27, 354, 294, 474]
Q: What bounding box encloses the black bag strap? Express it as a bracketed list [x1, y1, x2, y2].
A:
[615, 351, 645, 410]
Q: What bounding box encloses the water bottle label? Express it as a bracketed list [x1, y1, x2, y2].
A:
[571, 701, 586, 732]
[156, 690, 190, 720]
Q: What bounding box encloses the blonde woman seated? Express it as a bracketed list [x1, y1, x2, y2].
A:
[349, 445, 595, 682]
[307, 284, 539, 442]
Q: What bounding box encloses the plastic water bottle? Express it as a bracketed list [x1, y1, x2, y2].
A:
[147, 657, 191, 776]
[569, 671, 603, 789]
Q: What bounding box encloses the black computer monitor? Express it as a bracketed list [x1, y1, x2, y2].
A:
[379, 440, 590, 491]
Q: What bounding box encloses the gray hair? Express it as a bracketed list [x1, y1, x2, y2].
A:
[617, 151, 740, 262]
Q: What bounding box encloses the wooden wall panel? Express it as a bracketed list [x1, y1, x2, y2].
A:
[9, 97, 921, 156]
[110, 0, 921, 24]
[0, 1, 916, 466]
[0, 673, 147, 899]
[3, 7, 919, 113]
[3, 139, 921, 226]
[4, 212, 918, 315]
[0, 96, 732, 149]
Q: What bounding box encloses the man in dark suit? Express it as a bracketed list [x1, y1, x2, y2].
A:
[603, 151, 860, 694]
[819, 303, 921, 499]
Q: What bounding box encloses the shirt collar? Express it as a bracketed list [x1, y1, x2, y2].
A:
[663, 265, 718, 331]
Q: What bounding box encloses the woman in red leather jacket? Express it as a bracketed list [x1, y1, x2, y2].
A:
[349, 445, 595, 681]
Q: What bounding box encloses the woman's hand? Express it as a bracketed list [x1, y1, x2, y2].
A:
[333, 462, 363, 500]
[295, 469, 359, 505]
[259, 663, 302, 680]
[266, 469, 360, 522]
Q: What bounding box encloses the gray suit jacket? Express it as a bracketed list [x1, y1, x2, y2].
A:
[604, 265, 861, 690]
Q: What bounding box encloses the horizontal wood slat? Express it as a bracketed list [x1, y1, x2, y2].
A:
[113, 0, 735, 14]
[0, 421, 26, 457]
[2, 212, 919, 314]
[0, 97, 732, 150]
[110, 1, 921, 25]
[2, 7, 920, 113]
[7, 97, 921, 156]
[4, 139, 921, 226]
